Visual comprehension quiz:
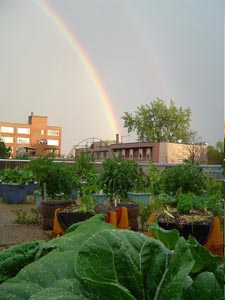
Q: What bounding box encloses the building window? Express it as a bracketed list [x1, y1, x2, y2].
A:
[146, 148, 151, 160]
[41, 129, 44, 135]
[47, 139, 59, 146]
[129, 149, 133, 158]
[17, 128, 30, 134]
[1, 126, 14, 133]
[17, 137, 30, 144]
[139, 148, 143, 159]
[122, 149, 125, 159]
[48, 130, 59, 136]
[2, 136, 13, 143]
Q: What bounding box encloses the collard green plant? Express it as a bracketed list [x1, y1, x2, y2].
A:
[0, 215, 223, 299]
[0, 240, 52, 282]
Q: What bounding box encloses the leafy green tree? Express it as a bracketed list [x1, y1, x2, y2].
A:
[207, 140, 224, 164]
[122, 98, 194, 142]
[0, 138, 11, 158]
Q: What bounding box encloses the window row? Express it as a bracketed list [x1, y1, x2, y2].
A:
[0, 126, 59, 136]
[1, 136, 59, 146]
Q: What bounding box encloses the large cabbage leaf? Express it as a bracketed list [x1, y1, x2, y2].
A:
[74, 230, 195, 300]
[0, 214, 223, 300]
[182, 271, 224, 300]
[0, 240, 51, 282]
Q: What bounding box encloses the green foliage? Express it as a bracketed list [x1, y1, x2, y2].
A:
[74, 152, 95, 179]
[122, 98, 194, 142]
[159, 162, 207, 195]
[0, 138, 11, 158]
[177, 193, 194, 214]
[73, 152, 98, 192]
[138, 203, 152, 231]
[147, 162, 162, 195]
[0, 240, 50, 282]
[25, 157, 53, 184]
[14, 208, 41, 225]
[74, 194, 96, 214]
[81, 171, 102, 195]
[101, 157, 147, 200]
[207, 141, 224, 165]
[0, 168, 34, 184]
[26, 158, 76, 198]
[0, 216, 223, 299]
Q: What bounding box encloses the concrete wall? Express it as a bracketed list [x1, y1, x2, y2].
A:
[159, 142, 207, 164]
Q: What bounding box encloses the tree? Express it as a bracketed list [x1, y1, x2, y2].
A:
[207, 140, 224, 165]
[0, 138, 11, 158]
[122, 98, 194, 142]
[185, 135, 208, 164]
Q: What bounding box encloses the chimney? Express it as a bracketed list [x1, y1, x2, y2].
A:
[116, 134, 119, 144]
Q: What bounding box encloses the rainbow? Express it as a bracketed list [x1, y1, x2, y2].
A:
[35, 0, 121, 137]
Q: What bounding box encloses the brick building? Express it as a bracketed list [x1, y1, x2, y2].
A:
[0, 113, 61, 157]
[75, 140, 208, 164]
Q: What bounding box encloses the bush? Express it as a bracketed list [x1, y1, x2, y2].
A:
[26, 158, 76, 198]
[101, 158, 147, 200]
[159, 162, 207, 195]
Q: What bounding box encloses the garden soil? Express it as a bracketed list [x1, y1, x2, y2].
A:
[0, 200, 52, 251]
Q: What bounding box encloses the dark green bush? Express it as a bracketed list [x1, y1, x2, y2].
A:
[26, 158, 76, 198]
[101, 158, 148, 200]
[159, 162, 207, 195]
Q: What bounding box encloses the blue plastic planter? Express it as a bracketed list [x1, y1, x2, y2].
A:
[92, 193, 109, 205]
[26, 182, 38, 195]
[1, 184, 27, 204]
[127, 192, 151, 205]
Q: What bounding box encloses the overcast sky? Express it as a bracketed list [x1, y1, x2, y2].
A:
[0, 0, 224, 155]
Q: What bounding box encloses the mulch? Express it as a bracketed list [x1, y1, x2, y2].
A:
[0, 201, 52, 251]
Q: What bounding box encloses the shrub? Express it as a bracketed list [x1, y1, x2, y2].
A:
[101, 158, 147, 200]
[159, 162, 207, 195]
[26, 158, 76, 198]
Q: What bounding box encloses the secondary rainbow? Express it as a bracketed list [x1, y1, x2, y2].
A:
[35, 0, 121, 137]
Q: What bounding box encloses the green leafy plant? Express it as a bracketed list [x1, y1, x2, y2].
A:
[138, 203, 153, 232]
[26, 158, 76, 199]
[14, 208, 41, 225]
[101, 157, 148, 201]
[177, 193, 194, 214]
[76, 194, 96, 214]
[0, 240, 54, 282]
[159, 162, 207, 195]
[0, 215, 223, 299]
[0, 168, 34, 184]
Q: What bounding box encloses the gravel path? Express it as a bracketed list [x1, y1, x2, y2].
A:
[0, 201, 52, 250]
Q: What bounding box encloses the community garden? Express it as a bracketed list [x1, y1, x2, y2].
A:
[0, 154, 224, 299]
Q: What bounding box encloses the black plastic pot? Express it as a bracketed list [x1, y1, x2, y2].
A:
[158, 220, 213, 245]
[57, 211, 94, 231]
